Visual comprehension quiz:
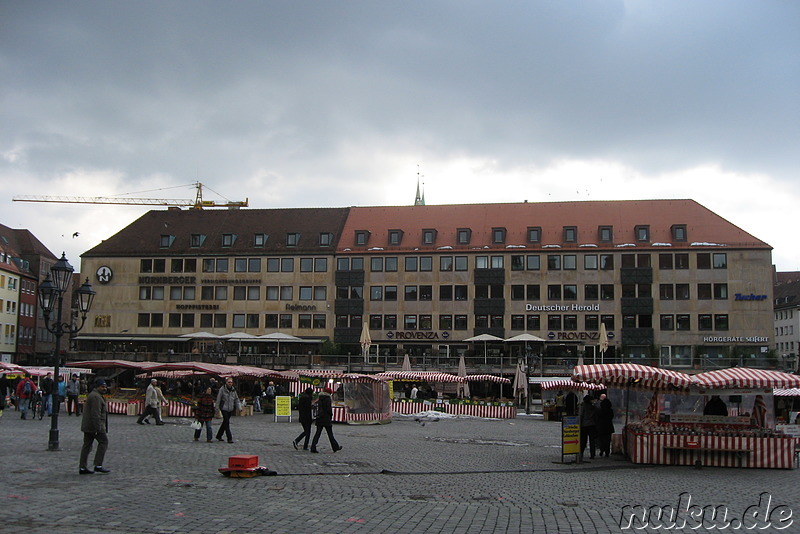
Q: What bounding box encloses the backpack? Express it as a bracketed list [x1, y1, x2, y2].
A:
[23, 380, 32, 395]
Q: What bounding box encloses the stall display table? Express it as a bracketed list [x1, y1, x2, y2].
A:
[391, 400, 516, 419]
[332, 405, 392, 424]
[625, 427, 798, 469]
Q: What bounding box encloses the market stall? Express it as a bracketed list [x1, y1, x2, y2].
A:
[377, 370, 517, 419]
[573, 364, 800, 469]
[539, 379, 605, 421]
[284, 370, 391, 424]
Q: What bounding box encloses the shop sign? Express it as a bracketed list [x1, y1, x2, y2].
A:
[702, 336, 769, 343]
[526, 303, 600, 312]
[96, 266, 113, 284]
[734, 293, 768, 301]
[139, 275, 196, 284]
[547, 331, 601, 341]
[562, 416, 580, 456]
[285, 303, 318, 311]
[386, 331, 449, 340]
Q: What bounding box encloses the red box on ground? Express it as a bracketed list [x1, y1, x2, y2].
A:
[228, 455, 258, 469]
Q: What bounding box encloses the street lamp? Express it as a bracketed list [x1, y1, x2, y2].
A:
[38, 253, 96, 451]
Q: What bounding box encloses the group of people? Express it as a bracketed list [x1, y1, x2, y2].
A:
[1, 372, 86, 420]
[292, 386, 341, 453]
[579, 393, 615, 460]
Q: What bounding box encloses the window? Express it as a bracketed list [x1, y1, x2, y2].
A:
[511, 285, 525, 300]
[455, 256, 468, 271]
[672, 225, 687, 242]
[215, 286, 227, 300]
[234, 258, 248, 272]
[385, 257, 398, 272]
[490, 256, 503, 269]
[548, 285, 561, 300]
[384, 315, 397, 329]
[405, 257, 418, 272]
[564, 315, 578, 330]
[419, 315, 432, 330]
[420, 256, 433, 271]
[697, 284, 712, 300]
[584, 284, 599, 300]
[713, 253, 727, 269]
[385, 286, 397, 300]
[475, 256, 489, 269]
[281, 258, 294, 272]
[264, 314, 278, 328]
[492, 227, 506, 244]
[300, 258, 314, 272]
[563, 226, 577, 243]
[404, 315, 417, 330]
[371, 257, 384, 272]
[675, 253, 689, 269]
[419, 285, 433, 301]
[526, 285, 540, 300]
[355, 231, 369, 246]
[660, 315, 675, 330]
[233, 286, 247, 300]
[314, 286, 326, 300]
[253, 233, 268, 247]
[564, 285, 577, 300]
[440, 256, 453, 271]
[697, 253, 711, 269]
[298, 314, 312, 329]
[584, 255, 598, 270]
[268, 258, 280, 272]
[600, 285, 614, 300]
[454, 315, 468, 330]
[248, 258, 261, 272]
[598, 226, 613, 242]
[547, 315, 562, 330]
[527, 255, 540, 270]
[191, 234, 206, 247]
[621, 254, 636, 268]
[659, 254, 673, 270]
[676, 315, 690, 331]
[699, 314, 713, 331]
[563, 255, 576, 270]
[475, 315, 488, 328]
[475, 285, 488, 299]
[404, 286, 418, 301]
[660, 284, 674, 300]
[527, 227, 541, 243]
[457, 228, 471, 245]
[315, 258, 327, 272]
[222, 234, 236, 247]
[511, 255, 524, 271]
[160, 235, 174, 248]
[601, 315, 615, 330]
[422, 229, 436, 245]
[547, 255, 561, 270]
[299, 287, 313, 300]
[440, 286, 453, 301]
[527, 315, 541, 330]
[714, 314, 729, 330]
[675, 284, 690, 300]
[280, 315, 292, 329]
[511, 315, 525, 330]
[280, 286, 293, 300]
[388, 229, 403, 245]
[319, 232, 333, 246]
[714, 283, 728, 300]
[454, 286, 468, 300]
[635, 225, 650, 242]
[600, 254, 614, 270]
[266, 286, 279, 300]
[370, 315, 383, 330]
[286, 233, 300, 247]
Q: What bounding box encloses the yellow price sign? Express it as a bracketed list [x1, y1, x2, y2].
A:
[275, 396, 292, 418]
[562, 415, 581, 456]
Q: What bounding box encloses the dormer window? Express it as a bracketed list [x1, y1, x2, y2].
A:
[388, 229, 404, 246]
[355, 230, 370, 246]
[527, 227, 541, 243]
[422, 229, 437, 245]
[191, 234, 206, 248]
[563, 226, 577, 243]
[286, 233, 300, 247]
[222, 234, 237, 247]
[319, 232, 333, 246]
[598, 226, 613, 243]
[671, 225, 687, 242]
[253, 233, 268, 247]
[160, 235, 175, 248]
[492, 227, 506, 244]
[457, 228, 471, 245]
[635, 225, 650, 242]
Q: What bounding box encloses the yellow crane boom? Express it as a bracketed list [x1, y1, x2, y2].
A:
[12, 182, 248, 209]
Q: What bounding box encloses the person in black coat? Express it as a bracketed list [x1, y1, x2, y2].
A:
[595, 396, 615, 457]
[579, 395, 598, 459]
[310, 387, 341, 453]
[292, 387, 315, 451]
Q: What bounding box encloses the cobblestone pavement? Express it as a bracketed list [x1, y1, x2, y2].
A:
[0, 409, 797, 533]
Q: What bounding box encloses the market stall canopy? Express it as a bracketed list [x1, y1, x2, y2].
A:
[375, 371, 466, 383]
[143, 362, 284, 379]
[466, 374, 511, 384]
[504, 333, 546, 342]
[71, 360, 163, 371]
[540, 379, 605, 391]
[692, 368, 800, 389]
[572, 363, 694, 390]
[774, 388, 800, 397]
[0, 362, 29, 373]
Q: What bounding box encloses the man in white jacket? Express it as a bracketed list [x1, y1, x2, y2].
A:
[137, 379, 167, 425]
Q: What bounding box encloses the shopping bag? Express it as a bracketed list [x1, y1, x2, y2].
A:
[190, 420, 202, 430]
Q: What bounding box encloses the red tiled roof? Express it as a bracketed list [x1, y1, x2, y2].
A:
[338, 199, 770, 252]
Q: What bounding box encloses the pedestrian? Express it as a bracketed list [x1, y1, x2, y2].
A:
[579, 395, 598, 460]
[252, 380, 262, 413]
[264, 381, 276, 413]
[310, 387, 341, 453]
[66, 374, 81, 415]
[56, 375, 66, 414]
[410, 384, 419, 399]
[292, 387, 314, 450]
[564, 391, 578, 416]
[193, 386, 215, 442]
[596, 396, 615, 457]
[215, 378, 240, 443]
[15, 373, 37, 420]
[40, 372, 55, 416]
[79, 379, 110, 474]
[554, 391, 565, 421]
[137, 379, 167, 425]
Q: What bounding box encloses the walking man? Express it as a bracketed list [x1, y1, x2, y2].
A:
[40, 372, 55, 416]
[15, 373, 37, 419]
[79, 379, 110, 474]
[310, 387, 341, 453]
[292, 387, 314, 450]
[215, 378, 241, 443]
[137, 379, 167, 425]
[66, 374, 81, 415]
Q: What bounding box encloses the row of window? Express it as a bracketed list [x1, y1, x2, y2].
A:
[138, 312, 328, 330]
[776, 325, 794, 337]
[141, 252, 729, 275]
[160, 232, 335, 249]
[354, 224, 689, 247]
[141, 285, 329, 301]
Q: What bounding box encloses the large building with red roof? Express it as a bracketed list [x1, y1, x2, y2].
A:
[78, 199, 775, 374]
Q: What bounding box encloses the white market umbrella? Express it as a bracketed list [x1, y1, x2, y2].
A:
[599, 323, 609, 364]
[463, 333, 504, 364]
[259, 332, 302, 356]
[179, 332, 219, 339]
[512, 359, 528, 404]
[401, 353, 412, 372]
[220, 332, 258, 355]
[457, 353, 470, 398]
[359, 322, 372, 363]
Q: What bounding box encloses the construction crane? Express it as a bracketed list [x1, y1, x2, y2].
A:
[12, 182, 248, 209]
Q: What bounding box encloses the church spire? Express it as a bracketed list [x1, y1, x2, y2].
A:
[415, 166, 425, 206]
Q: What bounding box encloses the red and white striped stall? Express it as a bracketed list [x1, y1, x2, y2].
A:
[390, 400, 516, 419]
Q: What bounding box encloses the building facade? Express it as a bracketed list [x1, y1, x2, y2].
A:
[773, 277, 800, 372]
[78, 199, 776, 373]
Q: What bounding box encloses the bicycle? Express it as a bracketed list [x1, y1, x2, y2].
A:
[30, 391, 45, 420]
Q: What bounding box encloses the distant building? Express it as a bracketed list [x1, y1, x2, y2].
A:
[77, 198, 776, 373]
[773, 277, 800, 372]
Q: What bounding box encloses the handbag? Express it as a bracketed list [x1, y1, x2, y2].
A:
[190, 420, 202, 430]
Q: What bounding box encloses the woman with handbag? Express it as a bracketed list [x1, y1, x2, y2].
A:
[193, 386, 216, 442]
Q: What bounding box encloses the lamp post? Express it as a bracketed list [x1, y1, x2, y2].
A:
[38, 253, 96, 451]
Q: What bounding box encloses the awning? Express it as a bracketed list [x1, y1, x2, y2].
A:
[540, 379, 605, 391]
[692, 368, 800, 389]
[572, 363, 694, 390]
[465, 374, 511, 384]
[374, 371, 466, 383]
[774, 388, 800, 397]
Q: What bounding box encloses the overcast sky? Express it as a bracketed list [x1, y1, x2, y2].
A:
[2, 1, 799, 273]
